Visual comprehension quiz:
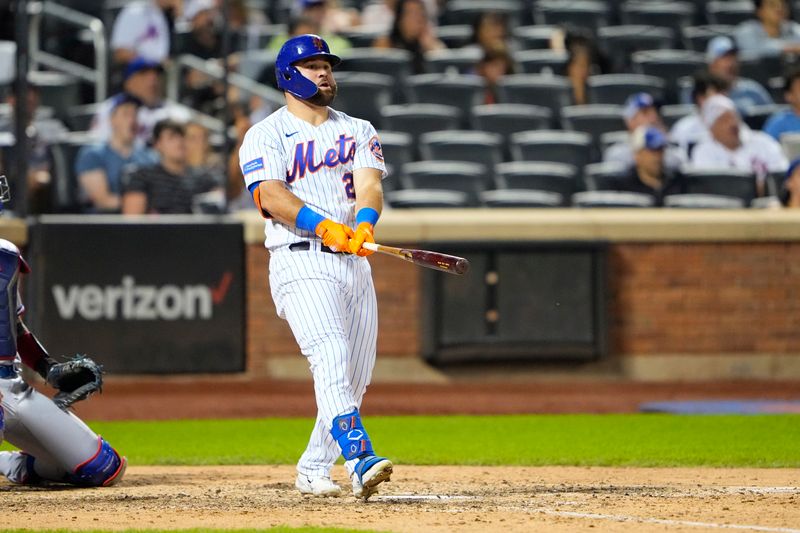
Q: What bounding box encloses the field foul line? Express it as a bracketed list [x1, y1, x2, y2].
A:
[533, 508, 800, 533]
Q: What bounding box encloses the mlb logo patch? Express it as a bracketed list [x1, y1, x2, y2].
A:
[369, 136, 383, 161]
[242, 157, 264, 175]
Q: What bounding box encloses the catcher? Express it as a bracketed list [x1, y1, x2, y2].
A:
[0, 175, 125, 487]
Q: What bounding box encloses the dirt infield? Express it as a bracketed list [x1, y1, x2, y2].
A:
[2, 465, 798, 532]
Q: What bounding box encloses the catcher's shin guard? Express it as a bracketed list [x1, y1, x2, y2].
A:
[70, 437, 126, 486]
[331, 410, 374, 461]
[0, 240, 22, 361]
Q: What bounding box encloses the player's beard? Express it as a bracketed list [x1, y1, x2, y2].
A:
[308, 81, 337, 107]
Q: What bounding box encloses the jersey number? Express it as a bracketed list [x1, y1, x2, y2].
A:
[342, 172, 355, 199]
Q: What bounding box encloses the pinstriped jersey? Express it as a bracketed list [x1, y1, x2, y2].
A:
[239, 106, 387, 250]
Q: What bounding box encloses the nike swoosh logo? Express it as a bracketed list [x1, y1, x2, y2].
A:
[285, 131, 299, 138]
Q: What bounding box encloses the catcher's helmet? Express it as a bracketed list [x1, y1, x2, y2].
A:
[0, 175, 9, 208]
[275, 34, 341, 100]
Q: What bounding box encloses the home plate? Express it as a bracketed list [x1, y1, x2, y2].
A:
[373, 494, 474, 502]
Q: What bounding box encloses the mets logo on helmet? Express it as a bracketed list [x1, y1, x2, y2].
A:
[369, 135, 384, 161]
[312, 36, 324, 51]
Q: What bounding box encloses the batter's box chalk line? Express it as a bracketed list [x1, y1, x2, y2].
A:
[372, 494, 475, 502]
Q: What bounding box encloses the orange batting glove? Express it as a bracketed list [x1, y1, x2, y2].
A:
[315, 219, 354, 253]
[349, 222, 375, 256]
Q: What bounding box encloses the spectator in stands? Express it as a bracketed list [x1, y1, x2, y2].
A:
[604, 93, 681, 170]
[294, 0, 360, 35]
[226, 107, 255, 211]
[763, 67, 800, 141]
[469, 12, 512, 55]
[267, 4, 351, 54]
[603, 126, 684, 205]
[0, 76, 67, 214]
[701, 36, 773, 114]
[781, 157, 800, 206]
[670, 71, 731, 163]
[92, 57, 191, 147]
[734, 0, 800, 59]
[373, 0, 445, 75]
[361, 0, 438, 32]
[74, 94, 152, 213]
[691, 94, 788, 190]
[564, 30, 610, 106]
[122, 119, 222, 215]
[180, 0, 222, 59]
[110, 0, 178, 66]
[475, 45, 515, 105]
[185, 121, 224, 181]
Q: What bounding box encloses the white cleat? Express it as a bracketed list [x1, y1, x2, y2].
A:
[351, 456, 393, 501]
[295, 474, 343, 497]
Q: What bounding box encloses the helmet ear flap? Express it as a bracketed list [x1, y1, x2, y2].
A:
[277, 64, 319, 100]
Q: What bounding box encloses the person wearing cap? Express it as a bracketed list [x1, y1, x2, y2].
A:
[734, 0, 800, 59]
[603, 126, 684, 205]
[74, 94, 153, 213]
[700, 36, 772, 113]
[763, 67, 800, 141]
[670, 71, 731, 163]
[267, 1, 352, 52]
[91, 57, 191, 146]
[780, 157, 800, 206]
[604, 92, 682, 170]
[690, 94, 787, 190]
[110, 0, 177, 66]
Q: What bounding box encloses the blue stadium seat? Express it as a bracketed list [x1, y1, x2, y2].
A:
[334, 72, 394, 128]
[480, 189, 564, 207]
[514, 49, 569, 76]
[405, 74, 486, 126]
[597, 25, 675, 72]
[381, 104, 462, 138]
[496, 74, 573, 122]
[472, 104, 554, 146]
[387, 189, 471, 208]
[495, 161, 579, 204]
[561, 105, 626, 148]
[534, 0, 612, 36]
[401, 161, 489, 206]
[424, 48, 483, 74]
[587, 74, 666, 106]
[663, 194, 746, 208]
[620, 1, 696, 35]
[510, 130, 593, 170]
[420, 130, 503, 175]
[512, 25, 560, 50]
[707, 1, 755, 26]
[572, 190, 656, 207]
[681, 169, 758, 203]
[681, 25, 736, 52]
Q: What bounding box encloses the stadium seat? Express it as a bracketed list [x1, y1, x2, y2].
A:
[533, 0, 612, 36]
[587, 74, 666, 106]
[340, 48, 413, 100]
[583, 161, 632, 190]
[743, 104, 788, 131]
[750, 196, 781, 208]
[441, 0, 524, 27]
[597, 25, 675, 72]
[661, 104, 696, 129]
[387, 189, 471, 208]
[239, 50, 278, 86]
[631, 50, 706, 103]
[496, 74, 573, 121]
[512, 25, 559, 50]
[681, 25, 736, 53]
[424, 47, 483, 74]
[510, 130, 593, 170]
[50, 131, 99, 213]
[401, 161, 489, 206]
[235, 23, 286, 51]
[572, 190, 655, 207]
[28, 71, 81, 123]
[338, 27, 383, 48]
[419, 130, 503, 174]
[480, 189, 564, 207]
[472, 104, 553, 146]
[599, 131, 629, 154]
[619, 1, 696, 35]
[515, 49, 569, 75]
[437, 25, 474, 49]
[333, 72, 394, 128]
[707, 1, 756, 26]
[405, 74, 486, 126]
[739, 55, 783, 87]
[561, 105, 626, 147]
[494, 161, 579, 204]
[768, 76, 786, 104]
[663, 194, 746, 208]
[66, 102, 104, 132]
[381, 104, 462, 138]
[682, 169, 758, 203]
[377, 131, 415, 184]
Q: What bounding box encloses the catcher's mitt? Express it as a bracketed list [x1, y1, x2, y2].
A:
[45, 354, 104, 410]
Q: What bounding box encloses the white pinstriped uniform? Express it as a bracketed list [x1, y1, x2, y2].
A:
[239, 105, 386, 478]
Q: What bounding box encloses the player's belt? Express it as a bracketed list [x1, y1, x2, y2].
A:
[288, 241, 341, 254]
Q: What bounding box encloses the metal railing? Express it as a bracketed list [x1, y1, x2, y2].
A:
[167, 54, 284, 109]
[28, 0, 108, 102]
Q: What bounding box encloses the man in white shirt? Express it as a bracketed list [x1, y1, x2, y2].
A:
[110, 0, 177, 66]
[690, 94, 788, 189]
[670, 71, 731, 163]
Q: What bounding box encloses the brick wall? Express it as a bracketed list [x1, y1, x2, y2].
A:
[246, 244, 420, 372]
[246, 241, 800, 371]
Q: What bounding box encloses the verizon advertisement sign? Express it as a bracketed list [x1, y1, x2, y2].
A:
[28, 218, 245, 374]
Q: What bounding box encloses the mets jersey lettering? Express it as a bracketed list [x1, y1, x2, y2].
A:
[239, 106, 386, 250]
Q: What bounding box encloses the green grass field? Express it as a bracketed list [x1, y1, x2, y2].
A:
[5, 414, 793, 468]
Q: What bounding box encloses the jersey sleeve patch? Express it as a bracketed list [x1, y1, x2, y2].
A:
[242, 157, 265, 175]
[368, 135, 384, 161]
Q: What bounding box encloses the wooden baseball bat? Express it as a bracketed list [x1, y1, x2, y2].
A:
[362, 242, 469, 275]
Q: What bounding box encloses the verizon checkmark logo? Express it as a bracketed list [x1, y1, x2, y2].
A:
[211, 271, 233, 305]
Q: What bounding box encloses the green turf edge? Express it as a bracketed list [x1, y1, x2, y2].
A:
[4, 414, 799, 467]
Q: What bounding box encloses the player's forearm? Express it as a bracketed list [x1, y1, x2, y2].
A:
[354, 170, 384, 218]
[16, 320, 55, 378]
[259, 180, 307, 227]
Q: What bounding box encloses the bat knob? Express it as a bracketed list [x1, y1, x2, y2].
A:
[455, 258, 470, 275]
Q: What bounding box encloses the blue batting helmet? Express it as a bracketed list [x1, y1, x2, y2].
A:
[275, 34, 341, 100]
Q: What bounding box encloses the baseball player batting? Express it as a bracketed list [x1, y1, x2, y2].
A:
[0, 176, 126, 487]
[239, 34, 392, 500]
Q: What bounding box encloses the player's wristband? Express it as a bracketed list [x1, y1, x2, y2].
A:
[356, 207, 380, 227]
[296, 205, 326, 233]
